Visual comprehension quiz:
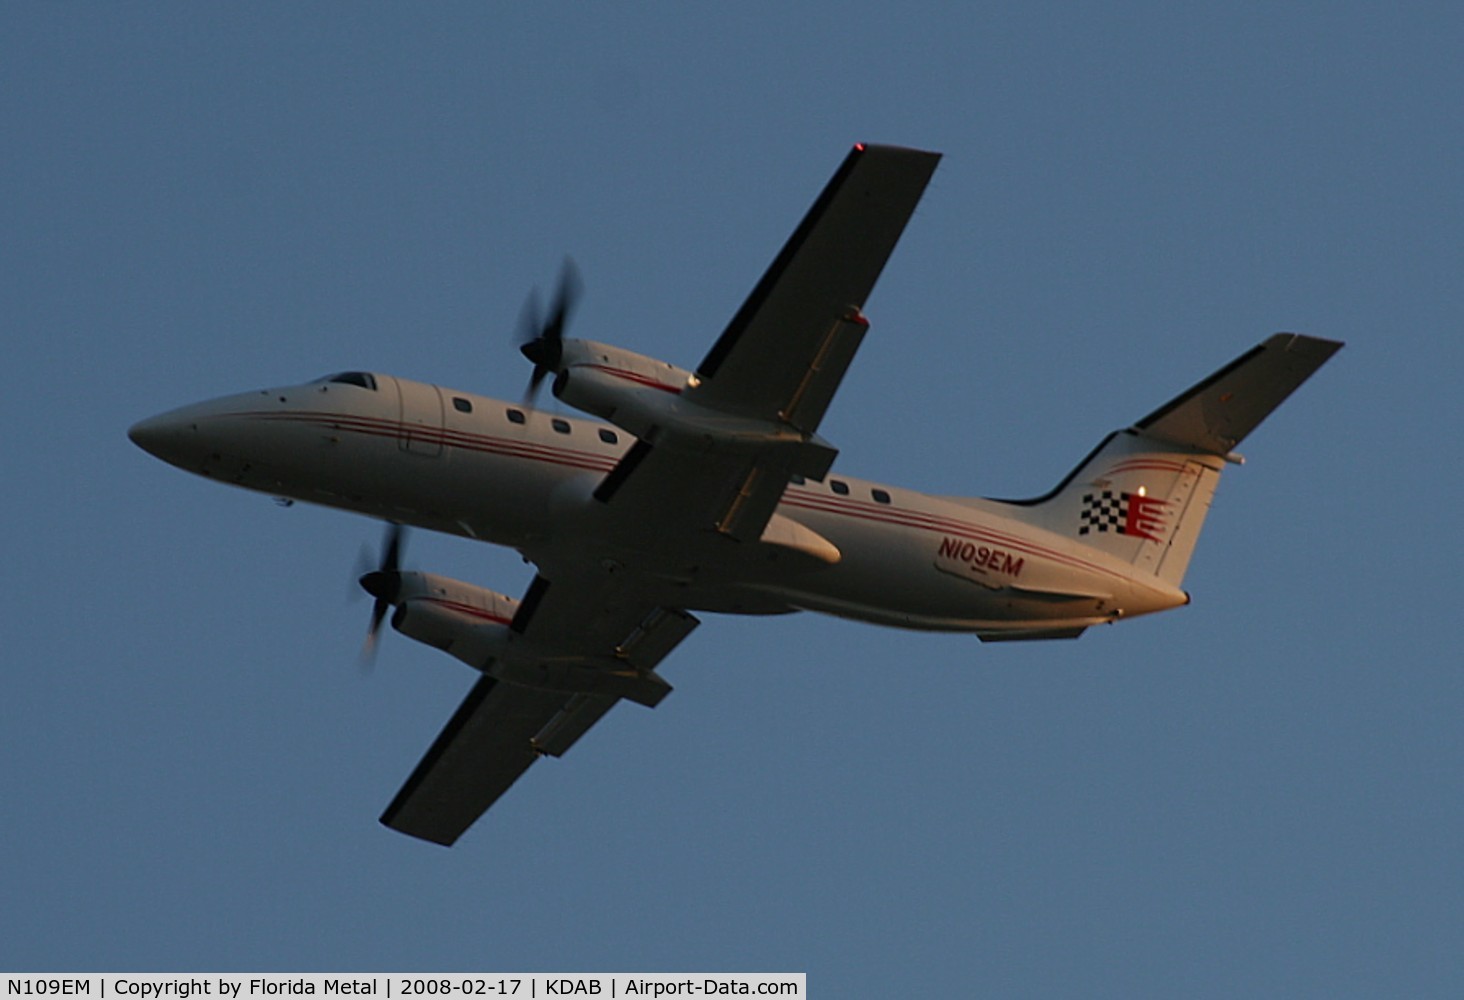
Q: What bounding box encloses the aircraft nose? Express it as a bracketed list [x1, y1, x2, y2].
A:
[128, 409, 203, 468]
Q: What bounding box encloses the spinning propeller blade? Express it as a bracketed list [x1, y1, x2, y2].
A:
[357, 522, 407, 665]
[516, 258, 581, 406]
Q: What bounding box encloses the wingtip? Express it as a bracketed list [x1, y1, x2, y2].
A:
[379, 813, 456, 847]
[851, 141, 943, 160]
[1272, 331, 1346, 350]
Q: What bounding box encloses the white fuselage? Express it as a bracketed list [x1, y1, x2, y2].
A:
[129, 373, 1187, 635]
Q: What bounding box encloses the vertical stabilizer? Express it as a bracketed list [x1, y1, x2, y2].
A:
[993, 334, 1342, 588]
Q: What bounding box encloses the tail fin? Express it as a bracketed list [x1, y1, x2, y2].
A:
[995, 334, 1342, 587]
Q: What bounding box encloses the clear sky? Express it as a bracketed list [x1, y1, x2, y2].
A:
[4, 3, 1460, 994]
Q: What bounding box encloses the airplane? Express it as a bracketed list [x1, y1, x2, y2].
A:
[129, 143, 1343, 846]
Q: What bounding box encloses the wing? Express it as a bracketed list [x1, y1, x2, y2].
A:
[382, 570, 697, 846]
[693, 143, 941, 433]
[380, 675, 593, 846]
[599, 143, 941, 541]
[384, 145, 939, 845]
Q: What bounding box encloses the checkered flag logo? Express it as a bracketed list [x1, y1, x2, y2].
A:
[1079, 490, 1169, 542]
[1079, 490, 1127, 535]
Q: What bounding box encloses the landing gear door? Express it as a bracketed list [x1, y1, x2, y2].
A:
[386, 376, 445, 456]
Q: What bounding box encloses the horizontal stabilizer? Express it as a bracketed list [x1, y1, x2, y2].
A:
[977, 626, 1088, 643]
[1134, 333, 1343, 455]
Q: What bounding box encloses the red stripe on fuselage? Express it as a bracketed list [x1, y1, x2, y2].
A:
[1105, 458, 1190, 475]
[780, 490, 1128, 583]
[238, 410, 618, 473]
[240, 408, 1137, 588]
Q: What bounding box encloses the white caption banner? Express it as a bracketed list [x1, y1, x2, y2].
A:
[4, 975, 805, 1000]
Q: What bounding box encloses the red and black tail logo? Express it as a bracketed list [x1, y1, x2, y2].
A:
[1079, 491, 1170, 542]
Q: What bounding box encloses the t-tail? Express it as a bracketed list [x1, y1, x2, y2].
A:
[995, 334, 1343, 588]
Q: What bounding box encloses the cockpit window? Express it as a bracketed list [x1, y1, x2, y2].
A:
[317, 372, 377, 390]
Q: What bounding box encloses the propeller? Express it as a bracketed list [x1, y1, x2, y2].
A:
[356, 522, 407, 664]
[516, 258, 581, 407]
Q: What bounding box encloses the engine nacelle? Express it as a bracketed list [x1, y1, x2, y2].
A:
[550, 339, 692, 439]
[389, 572, 518, 668]
[383, 569, 675, 707]
[551, 339, 838, 482]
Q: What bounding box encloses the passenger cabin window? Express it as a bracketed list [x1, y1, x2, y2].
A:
[506, 408, 526, 425]
[320, 372, 377, 390]
[871, 488, 892, 505]
[830, 480, 850, 495]
[789, 474, 806, 485]
[598, 428, 618, 444]
[551, 418, 571, 434]
[452, 397, 472, 414]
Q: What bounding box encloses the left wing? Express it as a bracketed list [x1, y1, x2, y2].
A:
[381, 568, 697, 846]
[692, 143, 941, 433]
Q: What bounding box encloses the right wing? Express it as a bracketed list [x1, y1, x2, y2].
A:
[379, 676, 596, 846]
[381, 566, 698, 846]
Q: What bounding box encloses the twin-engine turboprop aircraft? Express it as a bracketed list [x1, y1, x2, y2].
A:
[130, 144, 1342, 846]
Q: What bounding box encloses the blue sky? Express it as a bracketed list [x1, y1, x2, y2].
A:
[4, 3, 1460, 994]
